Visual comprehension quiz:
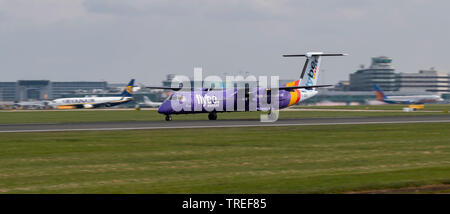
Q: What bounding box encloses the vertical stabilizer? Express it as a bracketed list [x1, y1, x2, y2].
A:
[120, 79, 135, 97]
[283, 52, 347, 90]
[373, 84, 386, 101]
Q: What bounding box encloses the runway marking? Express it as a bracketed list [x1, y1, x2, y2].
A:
[1, 120, 449, 133]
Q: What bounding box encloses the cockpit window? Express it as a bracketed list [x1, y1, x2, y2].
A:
[169, 94, 186, 102]
[164, 94, 173, 101]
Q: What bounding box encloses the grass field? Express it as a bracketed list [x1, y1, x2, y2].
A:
[0, 108, 448, 124]
[0, 123, 449, 193]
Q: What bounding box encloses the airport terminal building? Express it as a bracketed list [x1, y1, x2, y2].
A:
[349, 56, 397, 91]
[349, 56, 450, 93]
[0, 80, 108, 102]
[397, 68, 450, 93]
[2, 57, 449, 105]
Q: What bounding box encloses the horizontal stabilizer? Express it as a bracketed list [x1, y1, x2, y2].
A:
[283, 53, 348, 57]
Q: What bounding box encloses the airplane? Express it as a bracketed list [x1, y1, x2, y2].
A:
[49, 79, 135, 109]
[374, 84, 443, 104]
[136, 96, 163, 108]
[146, 52, 347, 121]
[14, 100, 49, 109]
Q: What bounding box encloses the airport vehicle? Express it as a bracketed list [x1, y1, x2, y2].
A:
[49, 79, 135, 109]
[147, 52, 346, 121]
[374, 84, 443, 104]
[136, 96, 163, 108]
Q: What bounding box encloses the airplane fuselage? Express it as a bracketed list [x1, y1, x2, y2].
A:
[157, 88, 317, 115]
[382, 95, 443, 104]
[50, 96, 133, 109]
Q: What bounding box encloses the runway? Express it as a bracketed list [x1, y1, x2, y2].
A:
[1, 108, 442, 113]
[1, 115, 449, 133]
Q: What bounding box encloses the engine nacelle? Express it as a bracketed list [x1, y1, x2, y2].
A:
[83, 104, 94, 109]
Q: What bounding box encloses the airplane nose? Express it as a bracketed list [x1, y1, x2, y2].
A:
[157, 101, 171, 114]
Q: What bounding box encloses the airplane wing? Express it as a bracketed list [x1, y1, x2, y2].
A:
[146, 84, 332, 91]
[146, 86, 184, 91]
[276, 84, 332, 90]
[146, 86, 224, 91]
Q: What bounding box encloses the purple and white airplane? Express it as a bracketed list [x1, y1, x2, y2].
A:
[147, 52, 346, 121]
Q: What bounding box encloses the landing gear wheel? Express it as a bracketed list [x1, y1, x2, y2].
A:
[165, 115, 172, 121]
[208, 112, 217, 120]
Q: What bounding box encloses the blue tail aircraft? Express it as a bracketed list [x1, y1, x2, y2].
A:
[374, 84, 443, 104]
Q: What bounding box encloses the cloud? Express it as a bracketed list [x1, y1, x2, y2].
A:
[0, 0, 86, 25]
[0, 0, 449, 83]
[0, 0, 116, 31]
[83, 0, 159, 16]
[336, 8, 367, 20]
[82, 0, 293, 21]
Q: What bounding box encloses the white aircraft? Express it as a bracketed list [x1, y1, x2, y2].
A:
[374, 84, 443, 104]
[49, 79, 135, 109]
[14, 100, 49, 109]
[136, 96, 163, 107]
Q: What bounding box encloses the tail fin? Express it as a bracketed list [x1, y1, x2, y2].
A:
[143, 96, 152, 104]
[284, 52, 347, 90]
[373, 84, 386, 101]
[120, 79, 135, 97]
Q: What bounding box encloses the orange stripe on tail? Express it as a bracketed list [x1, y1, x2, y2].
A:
[375, 91, 384, 101]
[285, 80, 299, 87]
[286, 80, 301, 106]
[289, 89, 301, 106]
[296, 89, 301, 103]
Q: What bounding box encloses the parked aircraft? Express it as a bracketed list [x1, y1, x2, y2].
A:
[136, 96, 163, 108]
[146, 52, 346, 121]
[14, 100, 49, 109]
[49, 79, 135, 109]
[374, 84, 443, 104]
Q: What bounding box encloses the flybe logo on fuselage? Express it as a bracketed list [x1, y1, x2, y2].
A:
[196, 94, 219, 108]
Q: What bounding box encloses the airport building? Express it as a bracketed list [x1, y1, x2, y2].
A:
[0, 82, 16, 101]
[397, 68, 450, 93]
[50, 81, 108, 99]
[349, 56, 450, 93]
[0, 80, 108, 101]
[349, 56, 397, 91]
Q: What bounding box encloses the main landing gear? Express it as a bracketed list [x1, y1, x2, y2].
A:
[208, 112, 217, 120]
[165, 115, 172, 121]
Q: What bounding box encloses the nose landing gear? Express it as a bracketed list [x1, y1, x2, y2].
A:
[208, 112, 217, 120]
[165, 115, 172, 121]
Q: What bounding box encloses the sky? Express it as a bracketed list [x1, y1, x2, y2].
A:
[0, 0, 449, 85]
